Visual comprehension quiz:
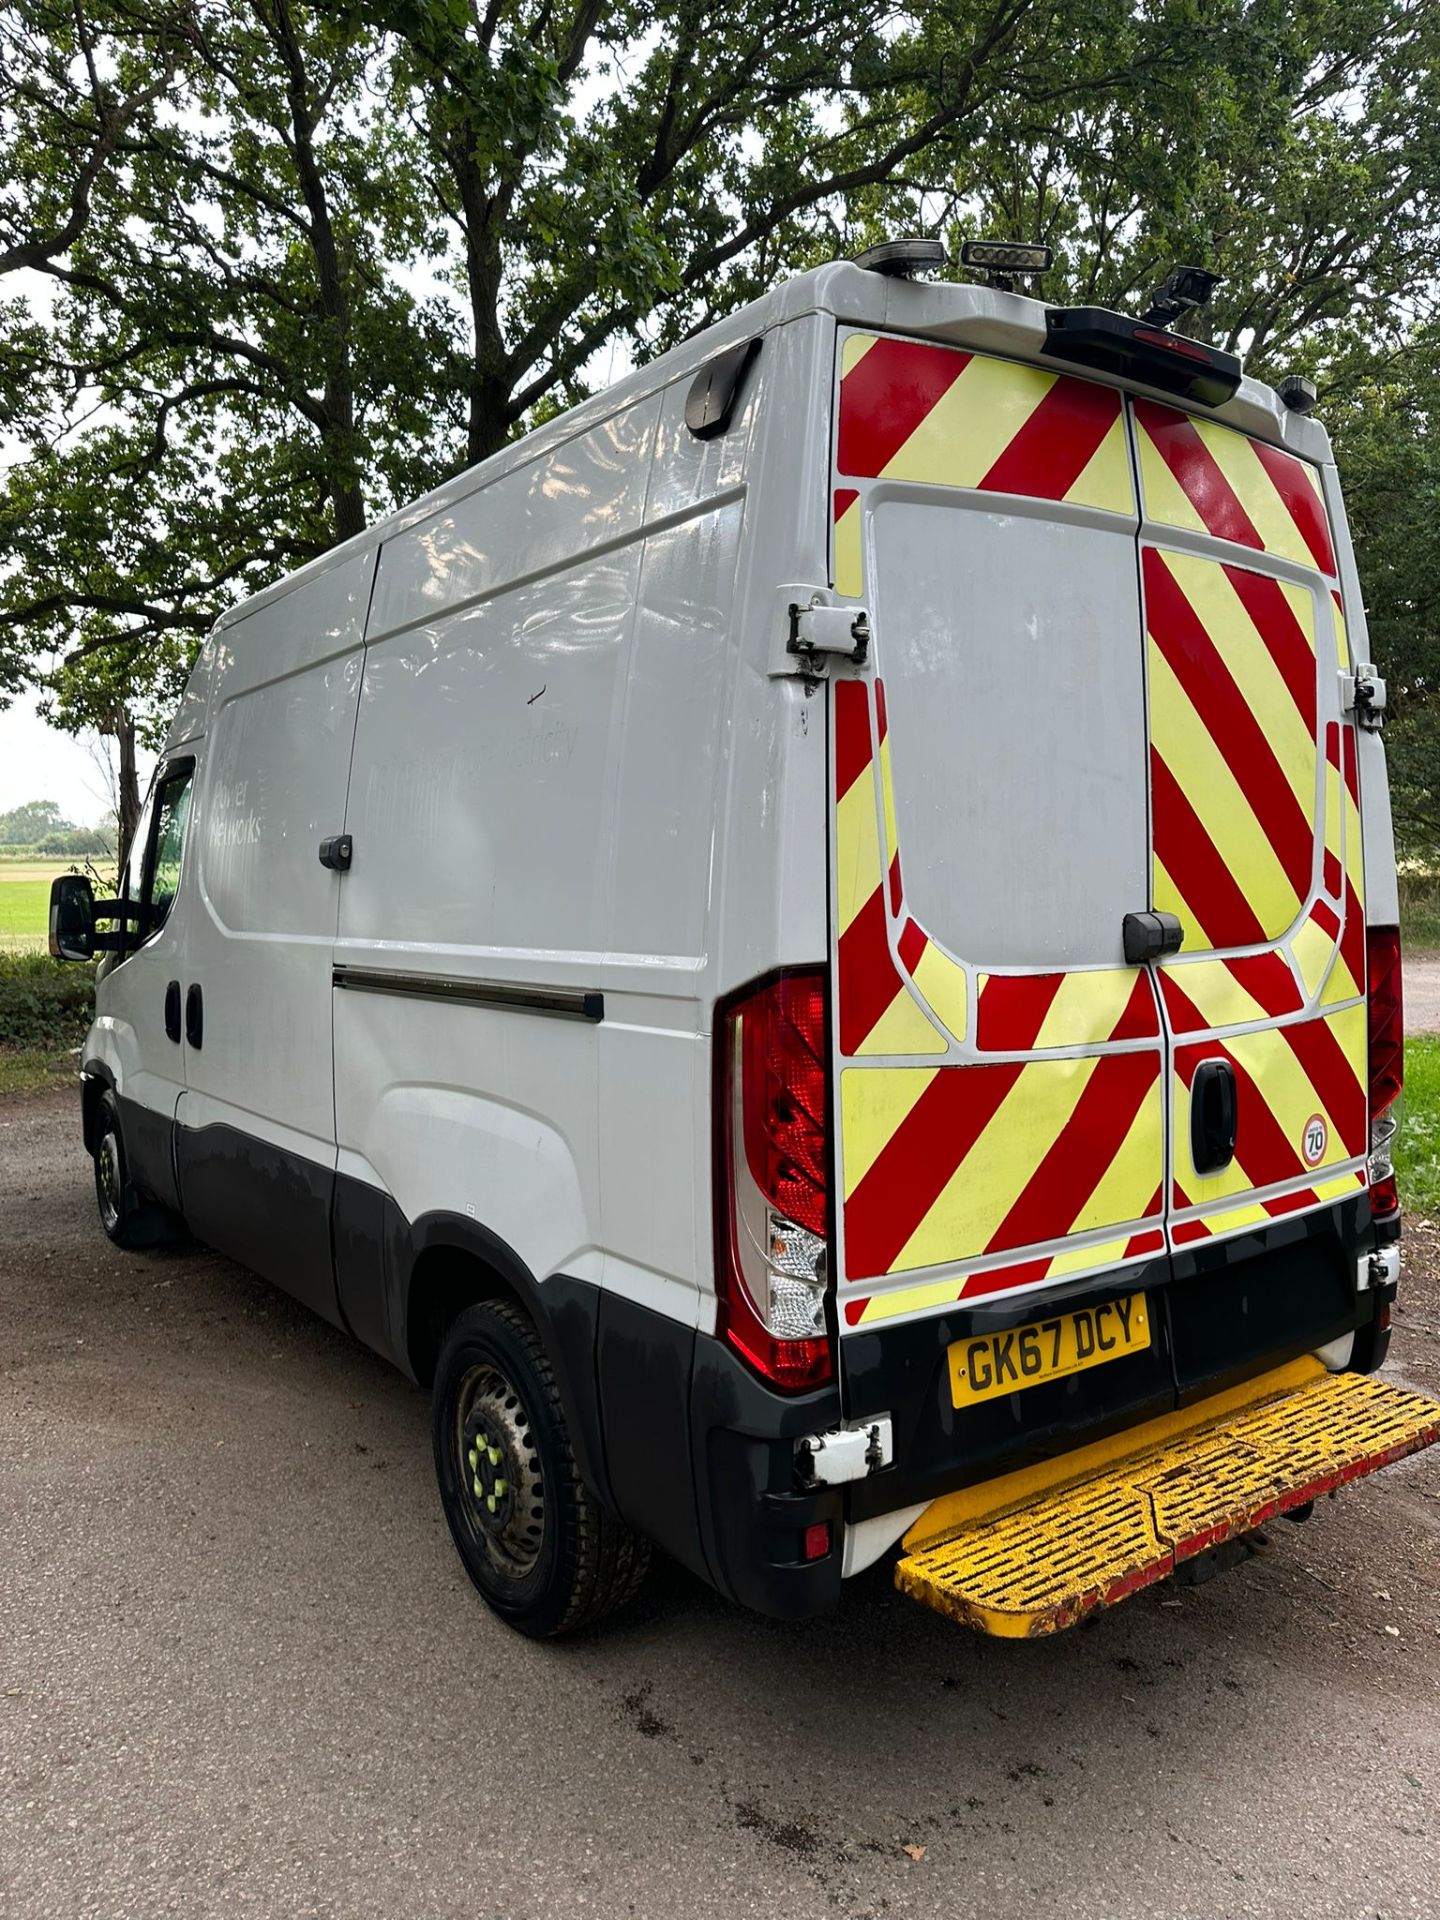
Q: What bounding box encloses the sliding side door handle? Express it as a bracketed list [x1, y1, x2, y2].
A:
[185, 982, 204, 1050]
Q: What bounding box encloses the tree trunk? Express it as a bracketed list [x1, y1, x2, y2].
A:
[117, 712, 140, 858]
[271, 0, 366, 546]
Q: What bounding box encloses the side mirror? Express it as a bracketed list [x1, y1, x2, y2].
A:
[49, 873, 96, 962]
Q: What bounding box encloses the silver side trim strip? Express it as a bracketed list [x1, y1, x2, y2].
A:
[332, 964, 603, 1023]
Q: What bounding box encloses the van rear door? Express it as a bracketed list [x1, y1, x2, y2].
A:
[828, 330, 1173, 1476]
[1132, 401, 1368, 1272]
[826, 330, 1370, 1485]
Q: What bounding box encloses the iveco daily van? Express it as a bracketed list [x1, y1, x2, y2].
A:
[52, 247, 1438, 1638]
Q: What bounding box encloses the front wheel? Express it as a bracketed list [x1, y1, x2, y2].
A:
[432, 1298, 649, 1637]
[92, 1093, 149, 1250]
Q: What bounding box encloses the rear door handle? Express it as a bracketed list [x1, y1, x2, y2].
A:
[164, 980, 182, 1043]
[185, 982, 204, 1050]
[1122, 910, 1184, 964]
[1191, 1058, 1237, 1174]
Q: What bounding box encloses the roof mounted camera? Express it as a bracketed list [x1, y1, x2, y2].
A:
[959, 238, 1053, 292]
[1278, 373, 1318, 415]
[854, 238, 948, 280]
[1141, 264, 1222, 331]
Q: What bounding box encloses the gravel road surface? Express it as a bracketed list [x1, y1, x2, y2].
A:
[3, 1086, 1439, 1920]
[1405, 953, 1440, 1034]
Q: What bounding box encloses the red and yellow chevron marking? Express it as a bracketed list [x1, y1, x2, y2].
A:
[1290, 721, 1365, 1008]
[1171, 1002, 1366, 1213]
[840, 1051, 1163, 1282]
[875, 679, 903, 915]
[834, 678, 944, 1057]
[842, 1227, 1166, 1326]
[976, 969, 1158, 1052]
[1334, 723, 1365, 998]
[895, 918, 969, 1044]
[1293, 896, 1345, 1002]
[836, 333, 1133, 515]
[1173, 1172, 1364, 1247]
[1135, 399, 1336, 575]
[1332, 590, 1352, 671]
[834, 487, 862, 598]
[1146, 547, 1319, 953]
[871, 679, 971, 1041]
[1158, 951, 1303, 1035]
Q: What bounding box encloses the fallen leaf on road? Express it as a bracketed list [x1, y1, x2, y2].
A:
[902, 1844, 926, 1862]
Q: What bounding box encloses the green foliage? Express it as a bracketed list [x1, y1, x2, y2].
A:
[35, 827, 114, 857]
[1398, 1035, 1440, 1215]
[0, 0, 1435, 820]
[1400, 873, 1440, 954]
[1325, 336, 1440, 866]
[0, 798, 70, 843]
[0, 952, 95, 1050]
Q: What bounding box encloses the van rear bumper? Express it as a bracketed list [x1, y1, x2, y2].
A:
[840, 1192, 1386, 1527]
[591, 1195, 1391, 1620]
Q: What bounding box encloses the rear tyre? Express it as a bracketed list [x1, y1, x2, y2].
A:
[432, 1298, 649, 1638]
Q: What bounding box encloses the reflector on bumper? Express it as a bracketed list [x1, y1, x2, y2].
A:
[895, 1358, 1438, 1638]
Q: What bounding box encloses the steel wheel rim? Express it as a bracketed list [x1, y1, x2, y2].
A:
[97, 1130, 122, 1233]
[454, 1359, 546, 1580]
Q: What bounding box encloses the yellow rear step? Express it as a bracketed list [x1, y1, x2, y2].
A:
[895, 1358, 1439, 1638]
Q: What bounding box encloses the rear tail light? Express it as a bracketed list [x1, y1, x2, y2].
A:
[716, 969, 833, 1391]
[1366, 926, 1403, 1221]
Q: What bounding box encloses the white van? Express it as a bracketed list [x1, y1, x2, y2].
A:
[52, 251, 1438, 1639]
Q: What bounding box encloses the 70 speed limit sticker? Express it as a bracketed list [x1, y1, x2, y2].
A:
[1301, 1113, 1329, 1167]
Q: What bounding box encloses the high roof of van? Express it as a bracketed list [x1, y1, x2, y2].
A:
[210, 259, 1335, 640]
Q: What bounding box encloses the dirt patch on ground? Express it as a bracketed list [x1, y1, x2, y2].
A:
[1404, 952, 1440, 1033]
[1393, 1206, 1440, 1396]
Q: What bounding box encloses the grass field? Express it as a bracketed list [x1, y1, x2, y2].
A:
[1398, 1034, 1440, 1214]
[0, 865, 63, 948]
[0, 858, 114, 951]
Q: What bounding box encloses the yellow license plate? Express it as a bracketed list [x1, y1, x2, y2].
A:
[948, 1293, 1151, 1410]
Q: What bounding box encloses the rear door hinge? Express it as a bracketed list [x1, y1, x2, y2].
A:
[1340, 664, 1386, 730]
[772, 585, 870, 676]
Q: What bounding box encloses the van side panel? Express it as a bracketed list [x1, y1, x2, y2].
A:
[173, 547, 372, 1321]
[333, 371, 761, 1349]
